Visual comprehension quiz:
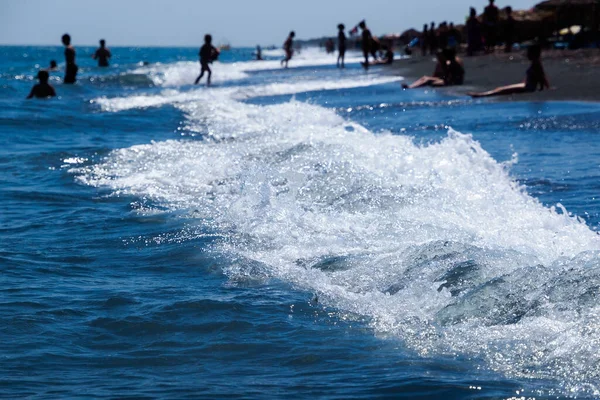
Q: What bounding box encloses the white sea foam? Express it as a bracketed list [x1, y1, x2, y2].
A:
[92, 75, 402, 112]
[77, 56, 600, 395]
[131, 48, 392, 87]
[131, 61, 249, 87]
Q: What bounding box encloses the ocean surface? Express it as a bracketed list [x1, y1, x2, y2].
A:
[1, 45, 600, 399]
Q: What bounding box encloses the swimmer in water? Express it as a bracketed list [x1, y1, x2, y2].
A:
[92, 39, 111, 67]
[194, 34, 219, 86]
[61, 33, 78, 84]
[27, 70, 56, 99]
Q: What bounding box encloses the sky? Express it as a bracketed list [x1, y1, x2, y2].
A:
[1, 0, 539, 47]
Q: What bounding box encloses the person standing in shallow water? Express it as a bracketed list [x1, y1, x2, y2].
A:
[255, 45, 263, 60]
[27, 70, 56, 99]
[281, 31, 295, 68]
[93, 39, 111, 67]
[61, 34, 78, 84]
[359, 20, 378, 69]
[194, 34, 219, 86]
[337, 24, 347, 68]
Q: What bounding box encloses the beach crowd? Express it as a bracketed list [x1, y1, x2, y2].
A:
[27, 0, 598, 100]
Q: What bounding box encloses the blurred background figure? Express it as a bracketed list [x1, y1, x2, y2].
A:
[93, 39, 111, 67]
[61, 33, 78, 83]
[337, 24, 346, 68]
[483, 0, 499, 52]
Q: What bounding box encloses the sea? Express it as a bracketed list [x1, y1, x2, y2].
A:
[1, 45, 600, 399]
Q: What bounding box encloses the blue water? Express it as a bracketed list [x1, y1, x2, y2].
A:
[2, 45, 600, 399]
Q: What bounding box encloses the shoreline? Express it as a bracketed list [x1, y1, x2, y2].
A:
[386, 49, 600, 102]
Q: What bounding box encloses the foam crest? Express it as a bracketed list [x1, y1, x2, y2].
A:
[132, 61, 250, 87]
[243, 47, 402, 70]
[77, 83, 600, 394]
[92, 75, 402, 112]
[130, 48, 373, 87]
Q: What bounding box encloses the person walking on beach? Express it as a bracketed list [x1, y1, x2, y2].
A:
[359, 20, 378, 69]
[428, 22, 438, 55]
[438, 22, 449, 50]
[467, 7, 483, 56]
[483, 0, 499, 52]
[337, 24, 347, 68]
[504, 6, 516, 53]
[194, 34, 219, 86]
[92, 39, 111, 67]
[421, 24, 429, 56]
[61, 34, 78, 84]
[469, 44, 549, 97]
[281, 31, 295, 68]
[429, 22, 438, 55]
[27, 70, 56, 99]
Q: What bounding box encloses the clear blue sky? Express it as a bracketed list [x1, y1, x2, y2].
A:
[1, 0, 539, 47]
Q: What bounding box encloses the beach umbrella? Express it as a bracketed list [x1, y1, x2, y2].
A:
[400, 29, 420, 38]
[536, 0, 597, 10]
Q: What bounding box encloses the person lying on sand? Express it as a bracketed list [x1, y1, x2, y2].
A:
[469, 44, 549, 97]
[27, 70, 56, 99]
[402, 48, 464, 89]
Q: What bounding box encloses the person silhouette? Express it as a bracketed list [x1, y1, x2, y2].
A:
[483, 0, 500, 52]
[61, 34, 78, 84]
[281, 31, 295, 68]
[467, 7, 483, 56]
[47, 60, 58, 71]
[429, 22, 438, 55]
[194, 34, 219, 86]
[402, 48, 464, 88]
[255, 45, 263, 60]
[359, 20, 378, 69]
[469, 44, 549, 97]
[421, 24, 429, 56]
[504, 6, 516, 53]
[27, 70, 56, 99]
[93, 39, 111, 67]
[337, 24, 347, 68]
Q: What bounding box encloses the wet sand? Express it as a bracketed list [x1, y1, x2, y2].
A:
[387, 49, 600, 102]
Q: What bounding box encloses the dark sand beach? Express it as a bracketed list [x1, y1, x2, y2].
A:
[390, 49, 600, 102]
